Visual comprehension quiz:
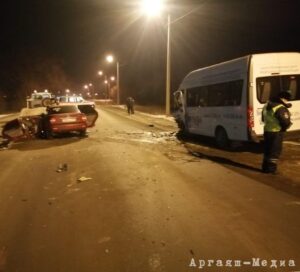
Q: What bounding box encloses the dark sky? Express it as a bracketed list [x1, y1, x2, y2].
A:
[1, 0, 300, 103]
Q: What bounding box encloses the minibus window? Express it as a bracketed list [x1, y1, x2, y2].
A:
[281, 75, 300, 100]
[257, 75, 300, 103]
[186, 80, 243, 107]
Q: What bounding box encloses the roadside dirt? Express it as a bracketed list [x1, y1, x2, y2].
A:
[175, 132, 300, 197]
[96, 105, 300, 197]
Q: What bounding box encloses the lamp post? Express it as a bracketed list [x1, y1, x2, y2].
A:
[98, 70, 108, 99]
[88, 83, 93, 97]
[84, 84, 90, 99]
[106, 55, 120, 105]
[166, 14, 171, 115]
[104, 78, 109, 99]
[140, 0, 171, 115]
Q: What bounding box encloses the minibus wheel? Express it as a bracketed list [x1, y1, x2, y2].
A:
[215, 127, 230, 149]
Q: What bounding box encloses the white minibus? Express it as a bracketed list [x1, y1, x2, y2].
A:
[173, 52, 300, 148]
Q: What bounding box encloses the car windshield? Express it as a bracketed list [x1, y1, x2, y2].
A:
[47, 105, 79, 114]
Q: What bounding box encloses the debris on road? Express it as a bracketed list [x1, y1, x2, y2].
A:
[0, 139, 10, 150]
[77, 176, 92, 183]
[98, 237, 111, 244]
[56, 163, 68, 173]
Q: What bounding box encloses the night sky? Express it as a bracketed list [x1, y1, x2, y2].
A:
[1, 0, 300, 105]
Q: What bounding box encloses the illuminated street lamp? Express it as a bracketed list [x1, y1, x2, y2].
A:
[140, 0, 163, 17]
[88, 83, 94, 97]
[104, 79, 110, 99]
[98, 71, 108, 98]
[106, 55, 120, 104]
[140, 0, 171, 115]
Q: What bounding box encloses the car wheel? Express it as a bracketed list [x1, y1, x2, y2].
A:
[79, 130, 87, 137]
[215, 127, 230, 149]
[44, 129, 54, 139]
[42, 98, 51, 107]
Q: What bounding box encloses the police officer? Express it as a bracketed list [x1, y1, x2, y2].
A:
[261, 90, 292, 174]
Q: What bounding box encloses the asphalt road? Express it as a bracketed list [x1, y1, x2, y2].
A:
[0, 105, 300, 272]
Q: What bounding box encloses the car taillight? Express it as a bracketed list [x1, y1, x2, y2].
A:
[247, 107, 254, 128]
[81, 115, 87, 121]
[50, 117, 57, 124]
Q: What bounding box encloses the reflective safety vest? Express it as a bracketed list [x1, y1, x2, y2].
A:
[262, 104, 284, 132]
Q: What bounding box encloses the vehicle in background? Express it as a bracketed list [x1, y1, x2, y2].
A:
[2, 104, 98, 141]
[57, 95, 95, 108]
[173, 52, 300, 148]
[26, 91, 55, 108]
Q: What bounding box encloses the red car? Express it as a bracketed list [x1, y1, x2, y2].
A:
[2, 104, 98, 141]
[41, 104, 89, 138]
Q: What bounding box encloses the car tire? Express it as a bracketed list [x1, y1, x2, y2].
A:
[42, 98, 51, 107]
[44, 130, 54, 139]
[215, 127, 230, 149]
[79, 130, 87, 137]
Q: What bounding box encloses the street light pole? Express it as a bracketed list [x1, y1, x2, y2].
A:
[106, 55, 120, 105]
[166, 14, 171, 116]
[117, 61, 120, 104]
[140, 0, 198, 115]
[104, 75, 109, 99]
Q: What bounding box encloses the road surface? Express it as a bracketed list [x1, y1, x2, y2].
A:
[0, 105, 299, 272]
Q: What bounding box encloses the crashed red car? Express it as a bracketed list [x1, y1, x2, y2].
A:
[2, 104, 98, 142]
[41, 104, 90, 138]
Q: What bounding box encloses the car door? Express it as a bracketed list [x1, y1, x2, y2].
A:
[77, 105, 98, 127]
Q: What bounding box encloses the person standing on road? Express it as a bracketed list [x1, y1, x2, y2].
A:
[261, 90, 293, 174]
[126, 97, 135, 115]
